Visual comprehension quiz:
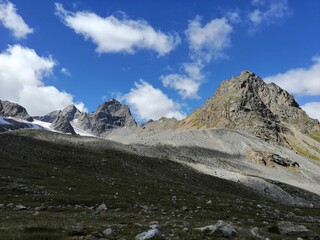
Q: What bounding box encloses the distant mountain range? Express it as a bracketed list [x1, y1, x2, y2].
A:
[1, 70, 320, 160]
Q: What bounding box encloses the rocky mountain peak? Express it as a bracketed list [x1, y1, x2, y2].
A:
[0, 100, 33, 122]
[51, 114, 76, 135]
[179, 70, 320, 144]
[75, 99, 137, 137]
[61, 104, 81, 121]
[95, 99, 123, 115]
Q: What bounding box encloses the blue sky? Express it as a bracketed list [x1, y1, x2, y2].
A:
[0, 0, 319, 121]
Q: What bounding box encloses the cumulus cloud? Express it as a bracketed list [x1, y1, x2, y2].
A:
[0, 1, 33, 39]
[301, 102, 320, 121]
[161, 16, 232, 99]
[55, 3, 180, 56]
[0, 45, 86, 116]
[161, 63, 204, 99]
[265, 57, 320, 96]
[122, 80, 186, 121]
[248, 0, 290, 29]
[75, 102, 88, 113]
[185, 16, 233, 62]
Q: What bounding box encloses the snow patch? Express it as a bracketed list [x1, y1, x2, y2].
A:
[70, 119, 95, 137]
[0, 117, 11, 125]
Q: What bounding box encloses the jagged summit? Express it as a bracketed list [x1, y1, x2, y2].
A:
[179, 70, 319, 144]
[60, 104, 81, 121]
[49, 105, 81, 134]
[75, 99, 137, 136]
[0, 100, 33, 122]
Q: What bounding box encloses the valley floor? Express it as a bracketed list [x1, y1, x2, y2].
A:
[0, 130, 319, 239]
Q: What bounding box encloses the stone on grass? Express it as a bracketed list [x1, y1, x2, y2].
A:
[14, 204, 27, 210]
[135, 227, 160, 240]
[195, 220, 237, 238]
[96, 203, 107, 212]
[273, 221, 315, 238]
[102, 227, 112, 236]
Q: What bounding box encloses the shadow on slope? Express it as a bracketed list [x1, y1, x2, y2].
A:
[0, 130, 319, 239]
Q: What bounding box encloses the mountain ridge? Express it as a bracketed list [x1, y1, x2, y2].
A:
[1, 70, 319, 159]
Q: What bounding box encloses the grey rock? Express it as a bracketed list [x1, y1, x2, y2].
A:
[96, 203, 107, 212]
[15, 204, 27, 210]
[61, 104, 81, 121]
[273, 221, 315, 237]
[269, 221, 319, 238]
[45, 105, 82, 134]
[76, 99, 137, 137]
[250, 227, 270, 240]
[102, 228, 112, 236]
[135, 228, 160, 240]
[34, 110, 61, 123]
[51, 113, 76, 134]
[0, 100, 33, 121]
[35, 104, 81, 123]
[195, 220, 237, 237]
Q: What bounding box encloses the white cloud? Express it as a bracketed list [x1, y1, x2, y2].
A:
[0, 45, 86, 116]
[249, 10, 263, 25]
[248, 0, 290, 28]
[265, 57, 320, 96]
[161, 17, 232, 99]
[60, 67, 71, 76]
[0, 1, 33, 39]
[55, 3, 180, 56]
[301, 102, 320, 121]
[122, 80, 186, 121]
[161, 63, 204, 99]
[225, 11, 241, 24]
[75, 102, 88, 113]
[185, 16, 233, 62]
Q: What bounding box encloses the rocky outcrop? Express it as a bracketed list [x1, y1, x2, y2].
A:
[0, 100, 33, 121]
[50, 114, 76, 134]
[76, 99, 137, 137]
[246, 150, 299, 168]
[34, 110, 61, 123]
[270, 221, 318, 238]
[179, 70, 320, 145]
[48, 105, 81, 134]
[60, 104, 81, 122]
[35, 104, 81, 123]
[195, 220, 237, 237]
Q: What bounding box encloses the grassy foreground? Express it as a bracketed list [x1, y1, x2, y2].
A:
[0, 130, 319, 239]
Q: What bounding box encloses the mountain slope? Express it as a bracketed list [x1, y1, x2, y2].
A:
[0, 100, 33, 121]
[0, 129, 319, 239]
[178, 70, 320, 158]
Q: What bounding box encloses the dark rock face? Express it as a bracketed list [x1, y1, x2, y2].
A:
[247, 150, 300, 168]
[35, 104, 81, 123]
[180, 70, 320, 144]
[61, 105, 81, 122]
[0, 100, 33, 122]
[76, 99, 137, 137]
[34, 110, 61, 123]
[50, 114, 76, 135]
[48, 105, 81, 134]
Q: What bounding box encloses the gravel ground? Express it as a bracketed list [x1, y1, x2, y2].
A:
[108, 128, 320, 206]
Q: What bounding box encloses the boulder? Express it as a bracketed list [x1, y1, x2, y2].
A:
[271, 221, 316, 238]
[195, 220, 237, 237]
